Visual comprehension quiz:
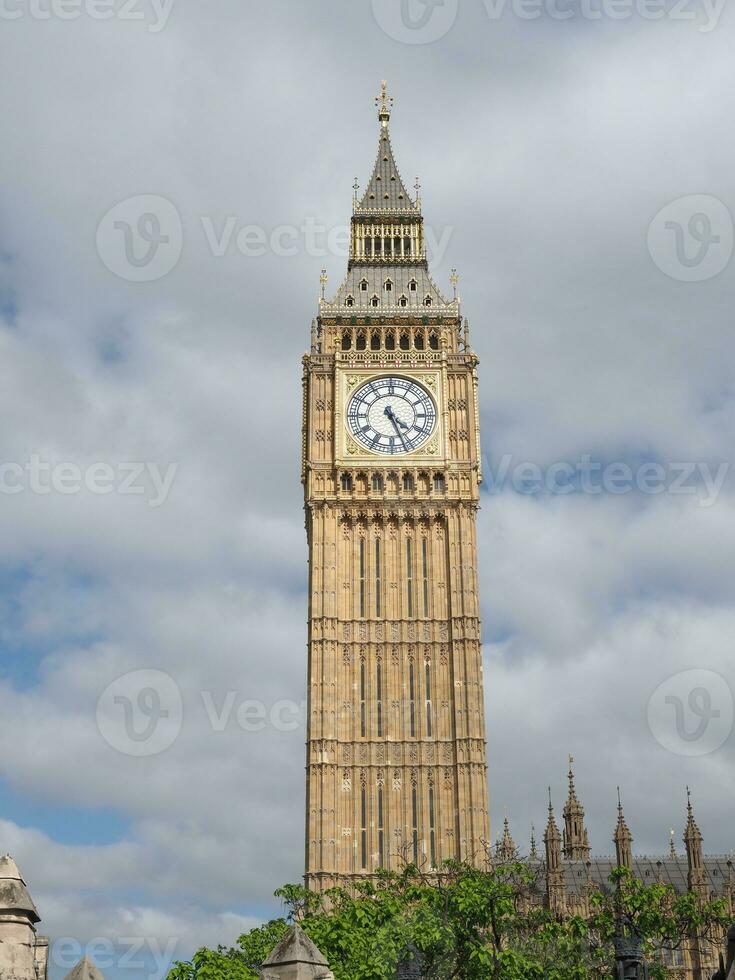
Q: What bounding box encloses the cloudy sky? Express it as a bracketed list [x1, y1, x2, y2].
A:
[1, 0, 734, 977]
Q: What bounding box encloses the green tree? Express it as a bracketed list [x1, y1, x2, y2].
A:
[167, 863, 730, 980]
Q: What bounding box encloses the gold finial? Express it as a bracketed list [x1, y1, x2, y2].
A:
[320, 269, 328, 301]
[376, 80, 393, 126]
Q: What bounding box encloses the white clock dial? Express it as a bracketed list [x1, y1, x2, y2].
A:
[346, 376, 436, 455]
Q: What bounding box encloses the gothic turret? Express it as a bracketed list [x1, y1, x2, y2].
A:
[614, 789, 634, 870]
[544, 793, 565, 912]
[64, 956, 106, 980]
[0, 854, 48, 980]
[683, 789, 709, 903]
[495, 817, 518, 863]
[562, 759, 591, 861]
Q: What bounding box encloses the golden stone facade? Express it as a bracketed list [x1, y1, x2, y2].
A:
[302, 85, 490, 889]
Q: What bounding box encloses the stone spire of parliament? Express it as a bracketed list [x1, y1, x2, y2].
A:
[302, 84, 490, 887]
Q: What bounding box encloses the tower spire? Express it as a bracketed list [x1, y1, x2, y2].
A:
[496, 816, 518, 863]
[563, 757, 591, 861]
[544, 791, 565, 911]
[683, 787, 709, 902]
[613, 788, 633, 870]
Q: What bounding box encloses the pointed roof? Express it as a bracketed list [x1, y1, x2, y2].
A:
[683, 788, 703, 846]
[614, 790, 633, 845]
[544, 792, 561, 842]
[355, 82, 419, 215]
[495, 817, 518, 863]
[262, 924, 330, 969]
[64, 956, 106, 980]
[0, 854, 40, 923]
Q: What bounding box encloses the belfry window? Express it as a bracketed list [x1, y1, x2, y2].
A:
[415, 333, 424, 351]
[378, 786, 385, 868]
[356, 331, 367, 350]
[429, 786, 436, 867]
[422, 538, 429, 618]
[376, 661, 383, 737]
[359, 538, 366, 620]
[360, 659, 366, 737]
[425, 660, 433, 737]
[409, 661, 416, 737]
[370, 331, 381, 351]
[411, 783, 419, 864]
[429, 331, 439, 350]
[341, 332, 352, 351]
[361, 785, 367, 869]
[406, 538, 414, 619]
[399, 331, 410, 351]
[375, 537, 382, 617]
[385, 331, 396, 351]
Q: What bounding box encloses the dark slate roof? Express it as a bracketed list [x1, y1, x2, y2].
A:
[356, 127, 418, 214]
[561, 857, 735, 897]
[322, 263, 455, 314]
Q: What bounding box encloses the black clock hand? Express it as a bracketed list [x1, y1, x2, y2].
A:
[384, 405, 409, 430]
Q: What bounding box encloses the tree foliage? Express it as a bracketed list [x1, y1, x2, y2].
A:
[167, 863, 730, 980]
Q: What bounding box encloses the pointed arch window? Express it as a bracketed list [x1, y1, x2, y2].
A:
[370, 331, 381, 351]
[385, 331, 396, 351]
[356, 331, 367, 351]
[399, 331, 410, 351]
[429, 331, 439, 350]
[341, 331, 352, 351]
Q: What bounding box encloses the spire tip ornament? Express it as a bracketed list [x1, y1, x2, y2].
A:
[376, 79, 393, 127]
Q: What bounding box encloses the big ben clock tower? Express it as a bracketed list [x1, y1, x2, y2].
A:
[302, 84, 490, 889]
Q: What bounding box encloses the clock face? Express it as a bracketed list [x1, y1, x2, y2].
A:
[346, 376, 436, 455]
